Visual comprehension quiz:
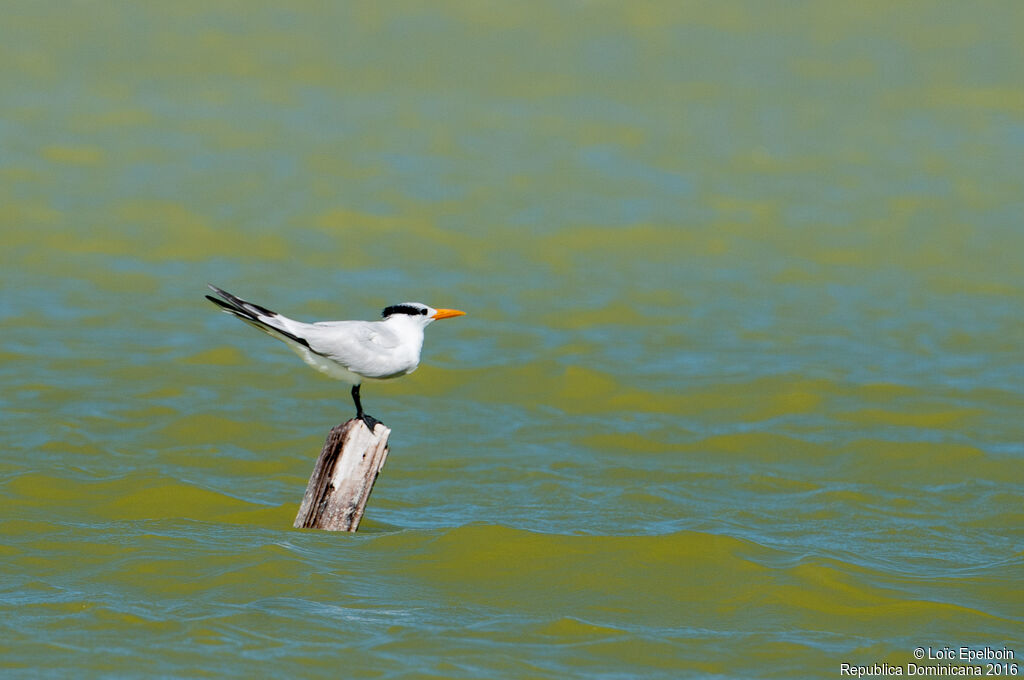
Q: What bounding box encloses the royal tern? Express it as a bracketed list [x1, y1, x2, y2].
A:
[205, 284, 465, 429]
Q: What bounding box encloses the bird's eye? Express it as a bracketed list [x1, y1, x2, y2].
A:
[421, 308, 428, 315]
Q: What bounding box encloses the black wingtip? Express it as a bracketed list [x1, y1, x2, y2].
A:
[206, 284, 279, 318]
[205, 290, 313, 350]
[205, 294, 253, 318]
[207, 283, 230, 299]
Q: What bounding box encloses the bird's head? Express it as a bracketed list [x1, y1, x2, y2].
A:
[381, 302, 466, 326]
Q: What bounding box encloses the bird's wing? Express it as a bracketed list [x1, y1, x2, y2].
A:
[311, 320, 402, 348]
[206, 284, 314, 349]
[301, 321, 405, 376]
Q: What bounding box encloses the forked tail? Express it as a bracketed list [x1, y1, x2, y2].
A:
[205, 284, 312, 349]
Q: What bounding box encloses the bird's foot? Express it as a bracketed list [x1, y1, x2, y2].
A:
[356, 412, 383, 432]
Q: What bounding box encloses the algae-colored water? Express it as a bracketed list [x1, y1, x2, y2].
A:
[2, 3, 1023, 678]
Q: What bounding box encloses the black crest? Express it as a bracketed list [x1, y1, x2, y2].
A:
[382, 304, 427, 318]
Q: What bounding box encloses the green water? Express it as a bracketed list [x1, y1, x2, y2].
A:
[2, 2, 1023, 678]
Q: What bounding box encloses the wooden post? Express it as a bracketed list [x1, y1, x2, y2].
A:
[293, 419, 391, 532]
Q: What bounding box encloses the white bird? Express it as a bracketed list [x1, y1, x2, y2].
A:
[205, 284, 465, 429]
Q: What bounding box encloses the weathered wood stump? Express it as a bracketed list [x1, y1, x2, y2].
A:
[294, 419, 391, 532]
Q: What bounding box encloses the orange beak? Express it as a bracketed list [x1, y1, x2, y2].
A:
[432, 308, 466, 320]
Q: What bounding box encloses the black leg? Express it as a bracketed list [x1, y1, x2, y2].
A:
[350, 384, 363, 415]
[351, 384, 381, 431]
